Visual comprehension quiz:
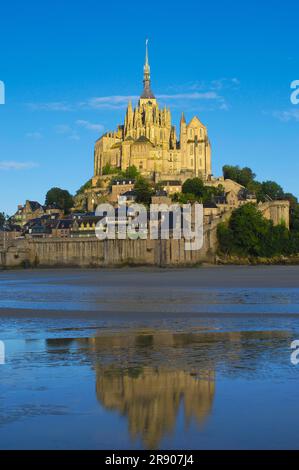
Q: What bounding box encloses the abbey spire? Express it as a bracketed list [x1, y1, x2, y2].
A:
[140, 39, 155, 100]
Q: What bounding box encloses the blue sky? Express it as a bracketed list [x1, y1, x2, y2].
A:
[0, 0, 299, 214]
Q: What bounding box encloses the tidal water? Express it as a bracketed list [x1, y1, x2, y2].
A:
[0, 266, 299, 449]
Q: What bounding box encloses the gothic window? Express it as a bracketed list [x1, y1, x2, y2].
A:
[190, 158, 194, 166]
[189, 144, 193, 155]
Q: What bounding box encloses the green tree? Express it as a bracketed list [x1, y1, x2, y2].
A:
[76, 179, 92, 195]
[283, 193, 299, 232]
[45, 187, 74, 213]
[172, 192, 197, 204]
[228, 204, 272, 256]
[247, 180, 262, 199]
[223, 165, 256, 188]
[217, 203, 297, 257]
[181, 178, 224, 203]
[0, 212, 6, 228]
[134, 177, 154, 205]
[238, 167, 256, 187]
[258, 181, 284, 201]
[290, 205, 299, 232]
[102, 163, 120, 175]
[202, 185, 224, 203]
[217, 222, 234, 255]
[182, 178, 205, 199]
[121, 165, 140, 179]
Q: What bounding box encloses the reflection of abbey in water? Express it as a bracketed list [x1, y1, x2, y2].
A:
[86, 332, 215, 449]
[46, 331, 215, 448]
[45, 329, 290, 449]
[95, 366, 214, 449]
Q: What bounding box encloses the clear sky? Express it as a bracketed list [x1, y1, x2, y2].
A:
[0, 0, 299, 214]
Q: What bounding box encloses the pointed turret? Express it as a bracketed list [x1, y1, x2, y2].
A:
[125, 100, 134, 137]
[180, 111, 187, 166]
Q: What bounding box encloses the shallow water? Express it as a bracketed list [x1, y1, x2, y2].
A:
[0, 267, 299, 449]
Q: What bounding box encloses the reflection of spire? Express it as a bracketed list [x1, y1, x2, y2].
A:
[141, 39, 155, 99]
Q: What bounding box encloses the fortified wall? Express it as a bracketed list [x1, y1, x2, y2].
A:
[0, 219, 220, 268]
[258, 201, 290, 228]
[0, 201, 290, 269]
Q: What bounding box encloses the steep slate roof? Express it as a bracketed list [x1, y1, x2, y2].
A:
[27, 201, 42, 211]
[203, 202, 218, 209]
[55, 220, 73, 229]
[140, 84, 155, 99]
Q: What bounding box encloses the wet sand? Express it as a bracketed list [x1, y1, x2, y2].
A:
[0, 265, 299, 287]
[1, 265, 299, 318]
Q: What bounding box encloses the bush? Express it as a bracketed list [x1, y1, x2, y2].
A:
[217, 204, 299, 257]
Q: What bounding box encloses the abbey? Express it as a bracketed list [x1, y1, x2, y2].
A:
[94, 42, 212, 182]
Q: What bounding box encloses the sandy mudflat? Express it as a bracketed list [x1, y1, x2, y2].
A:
[0, 265, 299, 318]
[0, 265, 299, 287]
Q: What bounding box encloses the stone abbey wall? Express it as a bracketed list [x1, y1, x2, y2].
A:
[0, 221, 219, 269]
